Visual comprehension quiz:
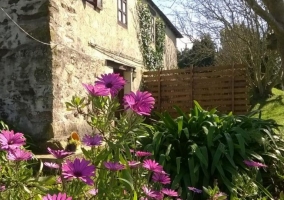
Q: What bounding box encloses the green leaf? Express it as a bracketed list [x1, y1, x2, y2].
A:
[224, 132, 234, 158]
[165, 144, 172, 156]
[206, 126, 215, 148]
[177, 116, 183, 137]
[235, 134, 246, 157]
[133, 191, 138, 200]
[176, 157, 181, 174]
[211, 143, 224, 174]
[188, 158, 196, 186]
[254, 181, 273, 200]
[117, 177, 134, 191]
[195, 146, 208, 168]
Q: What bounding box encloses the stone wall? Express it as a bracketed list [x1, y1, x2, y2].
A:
[0, 0, 178, 142]
[0, 0, 53, 140]
[48, 0, 144, 139]
[164, 26, 178, 69]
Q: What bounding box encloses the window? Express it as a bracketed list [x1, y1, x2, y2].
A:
[94, 0, 102, 10]
[85, 0, 102, 10]
[118, 0, 127, 27]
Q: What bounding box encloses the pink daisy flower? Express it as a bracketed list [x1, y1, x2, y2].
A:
[128, 161, 141, 168]
[47, 147, 73, 159]
[95, 73, 126, 96]
[82, 83, 109, 96]
[82, 134, 102, 147]
[152, 172, 171, 184]
[135, 151, 152, 157]
[188, 187, 202, 193]
[104, 161, 125, 171]
[142, 186, 159, 199]
[7, 148, 32, 161]
[0, 130, 26, 151]
[123, 91, 155, 116]
[42, 192, 72, 200]
[62, 158, 95, 185]
[88, 188, 98, 196]
[244, 160, 267, 168]
[142, 159, 163, 173]
[44, 162, 60, 169]
[0, 185, 5, 191]
[161, 188, 178, 197]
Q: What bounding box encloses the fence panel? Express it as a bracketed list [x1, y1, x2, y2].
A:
[143, 64, 249, 116]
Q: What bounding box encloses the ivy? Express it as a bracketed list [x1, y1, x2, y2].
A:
[137, 1, 165, 70]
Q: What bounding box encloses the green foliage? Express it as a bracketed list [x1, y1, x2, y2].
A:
[178, 34, 216, 68]
[137, 1, 165, 70]
[144, 101, 284, 199]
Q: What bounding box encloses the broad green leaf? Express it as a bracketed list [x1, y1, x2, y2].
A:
[224, 132, 234, 157]
[177, 116, 183, 137]
[235, 134, 246, 157]
[195, 146, 208, 168]
[176, 157, 181, 174]
[188, 158, 196, 186]
[211, 143, 224, 174]
[206, 126, 215, 147]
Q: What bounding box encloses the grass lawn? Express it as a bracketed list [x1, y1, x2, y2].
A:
[251, 88, 284, 132]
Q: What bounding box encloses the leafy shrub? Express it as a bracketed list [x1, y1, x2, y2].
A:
[143, 101, 284, 199]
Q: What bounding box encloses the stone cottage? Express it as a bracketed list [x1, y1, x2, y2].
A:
[0, 0, 182, 142]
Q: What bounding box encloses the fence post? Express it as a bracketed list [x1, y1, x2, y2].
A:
[190, 65, 194, 107]
[231, 64, 235, 113]
[158, 69, 161, 112]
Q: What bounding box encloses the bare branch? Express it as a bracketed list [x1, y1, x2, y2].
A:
[243, 0, 284, 33]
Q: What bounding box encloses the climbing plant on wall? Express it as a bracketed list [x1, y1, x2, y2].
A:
[137, 1, 165, 70]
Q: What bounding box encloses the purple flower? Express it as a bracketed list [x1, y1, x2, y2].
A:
[161, 188, 178, 197]
[123, 91, 155, 116]
[135, 151, 152, 157]
[128, 161, 141, 168]
[244, 160, 267, 168]
[88, 188, 98, 196]
[142, 186, 160, 199]
[47, 147, 73, 159]
[82, 83, 109, 96]
[44, 162, 60, 169]
[7, 149, 32, 161]
[82, 134, 102, 147]
[188, 187, 202, 193]
[62, 158, 95, 185]
[142, 159, 163, 173]
[104, 161, 125, 171]
[152, 172, 171, 185]
[0, 130, 26, 151]
[0, 185, 5, 191]
[95, 73, 126, 96]
[42, 192, 72, 200]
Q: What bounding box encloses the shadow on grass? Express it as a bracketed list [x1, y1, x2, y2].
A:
[250, 95, 284, 111]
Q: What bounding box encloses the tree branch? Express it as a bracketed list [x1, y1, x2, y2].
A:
[243, 0, 284, 33]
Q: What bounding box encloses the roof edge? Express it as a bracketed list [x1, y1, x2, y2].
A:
[147, 0, 183, 38]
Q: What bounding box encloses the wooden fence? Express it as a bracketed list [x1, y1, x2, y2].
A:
[143, 64, 250, 116]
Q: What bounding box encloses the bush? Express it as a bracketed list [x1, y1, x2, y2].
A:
[143, 101, 284, 199]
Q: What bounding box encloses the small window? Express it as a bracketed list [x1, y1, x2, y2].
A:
[85, 0, 102, 10]
[118, 0, 127, 27]
[94, 0, 103, 10]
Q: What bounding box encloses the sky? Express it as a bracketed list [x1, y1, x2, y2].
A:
[152, 0, 192, 50]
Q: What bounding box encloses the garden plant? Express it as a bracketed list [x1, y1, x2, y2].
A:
[0, 73, 180, 200]
[1, 73, 284, 200]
